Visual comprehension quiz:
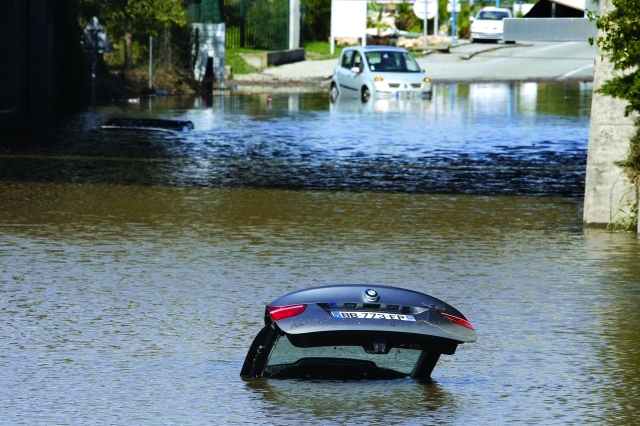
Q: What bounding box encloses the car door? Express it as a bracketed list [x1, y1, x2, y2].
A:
[346, 51, 367, 95]
[335, 49, 359, 96]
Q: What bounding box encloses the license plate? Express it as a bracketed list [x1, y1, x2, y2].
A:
[332, 311, 415, 321]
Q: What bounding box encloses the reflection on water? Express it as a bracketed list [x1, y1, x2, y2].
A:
[244, 377, 459, 422]
[1, 84, 639, 425]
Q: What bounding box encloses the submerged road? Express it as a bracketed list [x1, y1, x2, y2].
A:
[233, 41, 596, 87]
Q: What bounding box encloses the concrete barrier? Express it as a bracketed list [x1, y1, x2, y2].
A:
[240, 48, 305, 69]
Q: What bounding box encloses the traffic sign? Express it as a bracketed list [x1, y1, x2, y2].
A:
[447, 1, 461, 12]
[412, 0, 437, 20]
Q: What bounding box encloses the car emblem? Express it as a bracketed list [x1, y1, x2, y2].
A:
[404, 83, 408, 88]
[364, 289, 380, 302]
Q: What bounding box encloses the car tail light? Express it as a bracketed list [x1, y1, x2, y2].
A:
[374, 76, 384, 82]
[268, 304, 307, 321]
[439, 312, 474, 330]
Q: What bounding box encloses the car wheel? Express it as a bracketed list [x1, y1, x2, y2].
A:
[330, 83, 339, 103]
[361, 86, 370, 103]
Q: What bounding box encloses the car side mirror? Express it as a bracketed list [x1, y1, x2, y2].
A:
[351, 66, 360, 73]
[469, 16, 475, 22]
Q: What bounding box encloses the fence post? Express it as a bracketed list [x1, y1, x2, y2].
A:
[240, 0, 246, 48]
[149, 36, 153, 90]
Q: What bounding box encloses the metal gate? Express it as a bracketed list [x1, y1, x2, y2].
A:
[224, 0, 289, 51]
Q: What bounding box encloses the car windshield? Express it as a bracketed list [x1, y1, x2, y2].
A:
[264, 334, 422, 380]
[477, 10, 510, 20]
[365, 51, 421, 73]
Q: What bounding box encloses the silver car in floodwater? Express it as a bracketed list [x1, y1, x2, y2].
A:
[330, 46, 432, 103]
[241, 284, 476, 381]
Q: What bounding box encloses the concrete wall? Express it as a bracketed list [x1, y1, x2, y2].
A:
[503, 18, 596, 42]
[583, 0, 638, 227]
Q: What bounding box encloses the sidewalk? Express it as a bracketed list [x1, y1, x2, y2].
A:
[230, 58, 336, 89]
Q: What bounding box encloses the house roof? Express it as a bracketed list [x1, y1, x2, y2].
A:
[524, 0, 585, 18]
[551, 0, 584, 11]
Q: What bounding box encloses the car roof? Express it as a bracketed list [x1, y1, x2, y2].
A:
[342, 46, 410, 54]
[268, 283, 449, 308]
[241, 284, 477, 379]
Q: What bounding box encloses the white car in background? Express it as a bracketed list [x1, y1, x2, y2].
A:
[469, 7, 514, 43]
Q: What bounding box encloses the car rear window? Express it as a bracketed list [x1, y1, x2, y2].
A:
[265, 334, 422, 378]
[365, 51, 421, 72]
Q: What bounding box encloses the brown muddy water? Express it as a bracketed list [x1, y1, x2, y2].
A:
[1, 84, 639, 425]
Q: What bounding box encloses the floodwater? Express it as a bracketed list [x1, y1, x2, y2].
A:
[1, 83, 639, 425]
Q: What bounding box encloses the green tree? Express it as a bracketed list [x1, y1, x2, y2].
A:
[367, 2, 388, 36]
[301, 0, 332, 42]
[394, 1, 416, 32]
[589, 0, 640, 117]
[78, 0, 187, 70]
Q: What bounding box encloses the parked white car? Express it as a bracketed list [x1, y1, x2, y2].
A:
[469, 7, 514, 43]
[330, 46, 432, 103]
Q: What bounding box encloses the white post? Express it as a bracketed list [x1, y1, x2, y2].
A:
[330, 0, 335, 54]
[289, 0, 300, 50]
[363, 0, 368, 46]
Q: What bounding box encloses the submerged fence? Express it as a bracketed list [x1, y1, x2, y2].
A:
[223, 0, 290, 51]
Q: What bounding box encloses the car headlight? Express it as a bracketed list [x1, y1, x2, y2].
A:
[374, 76, 384, 82]
[423, 77, 430, 83]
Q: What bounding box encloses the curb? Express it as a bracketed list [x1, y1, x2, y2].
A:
[459, 42, 534, 60]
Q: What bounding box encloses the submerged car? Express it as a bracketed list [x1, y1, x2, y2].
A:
[469, 7, 514, 43]
[330, 46, 432, 103]
[241, 284, 476, 381]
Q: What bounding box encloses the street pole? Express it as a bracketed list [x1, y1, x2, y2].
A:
[451, 0, 456, 45]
